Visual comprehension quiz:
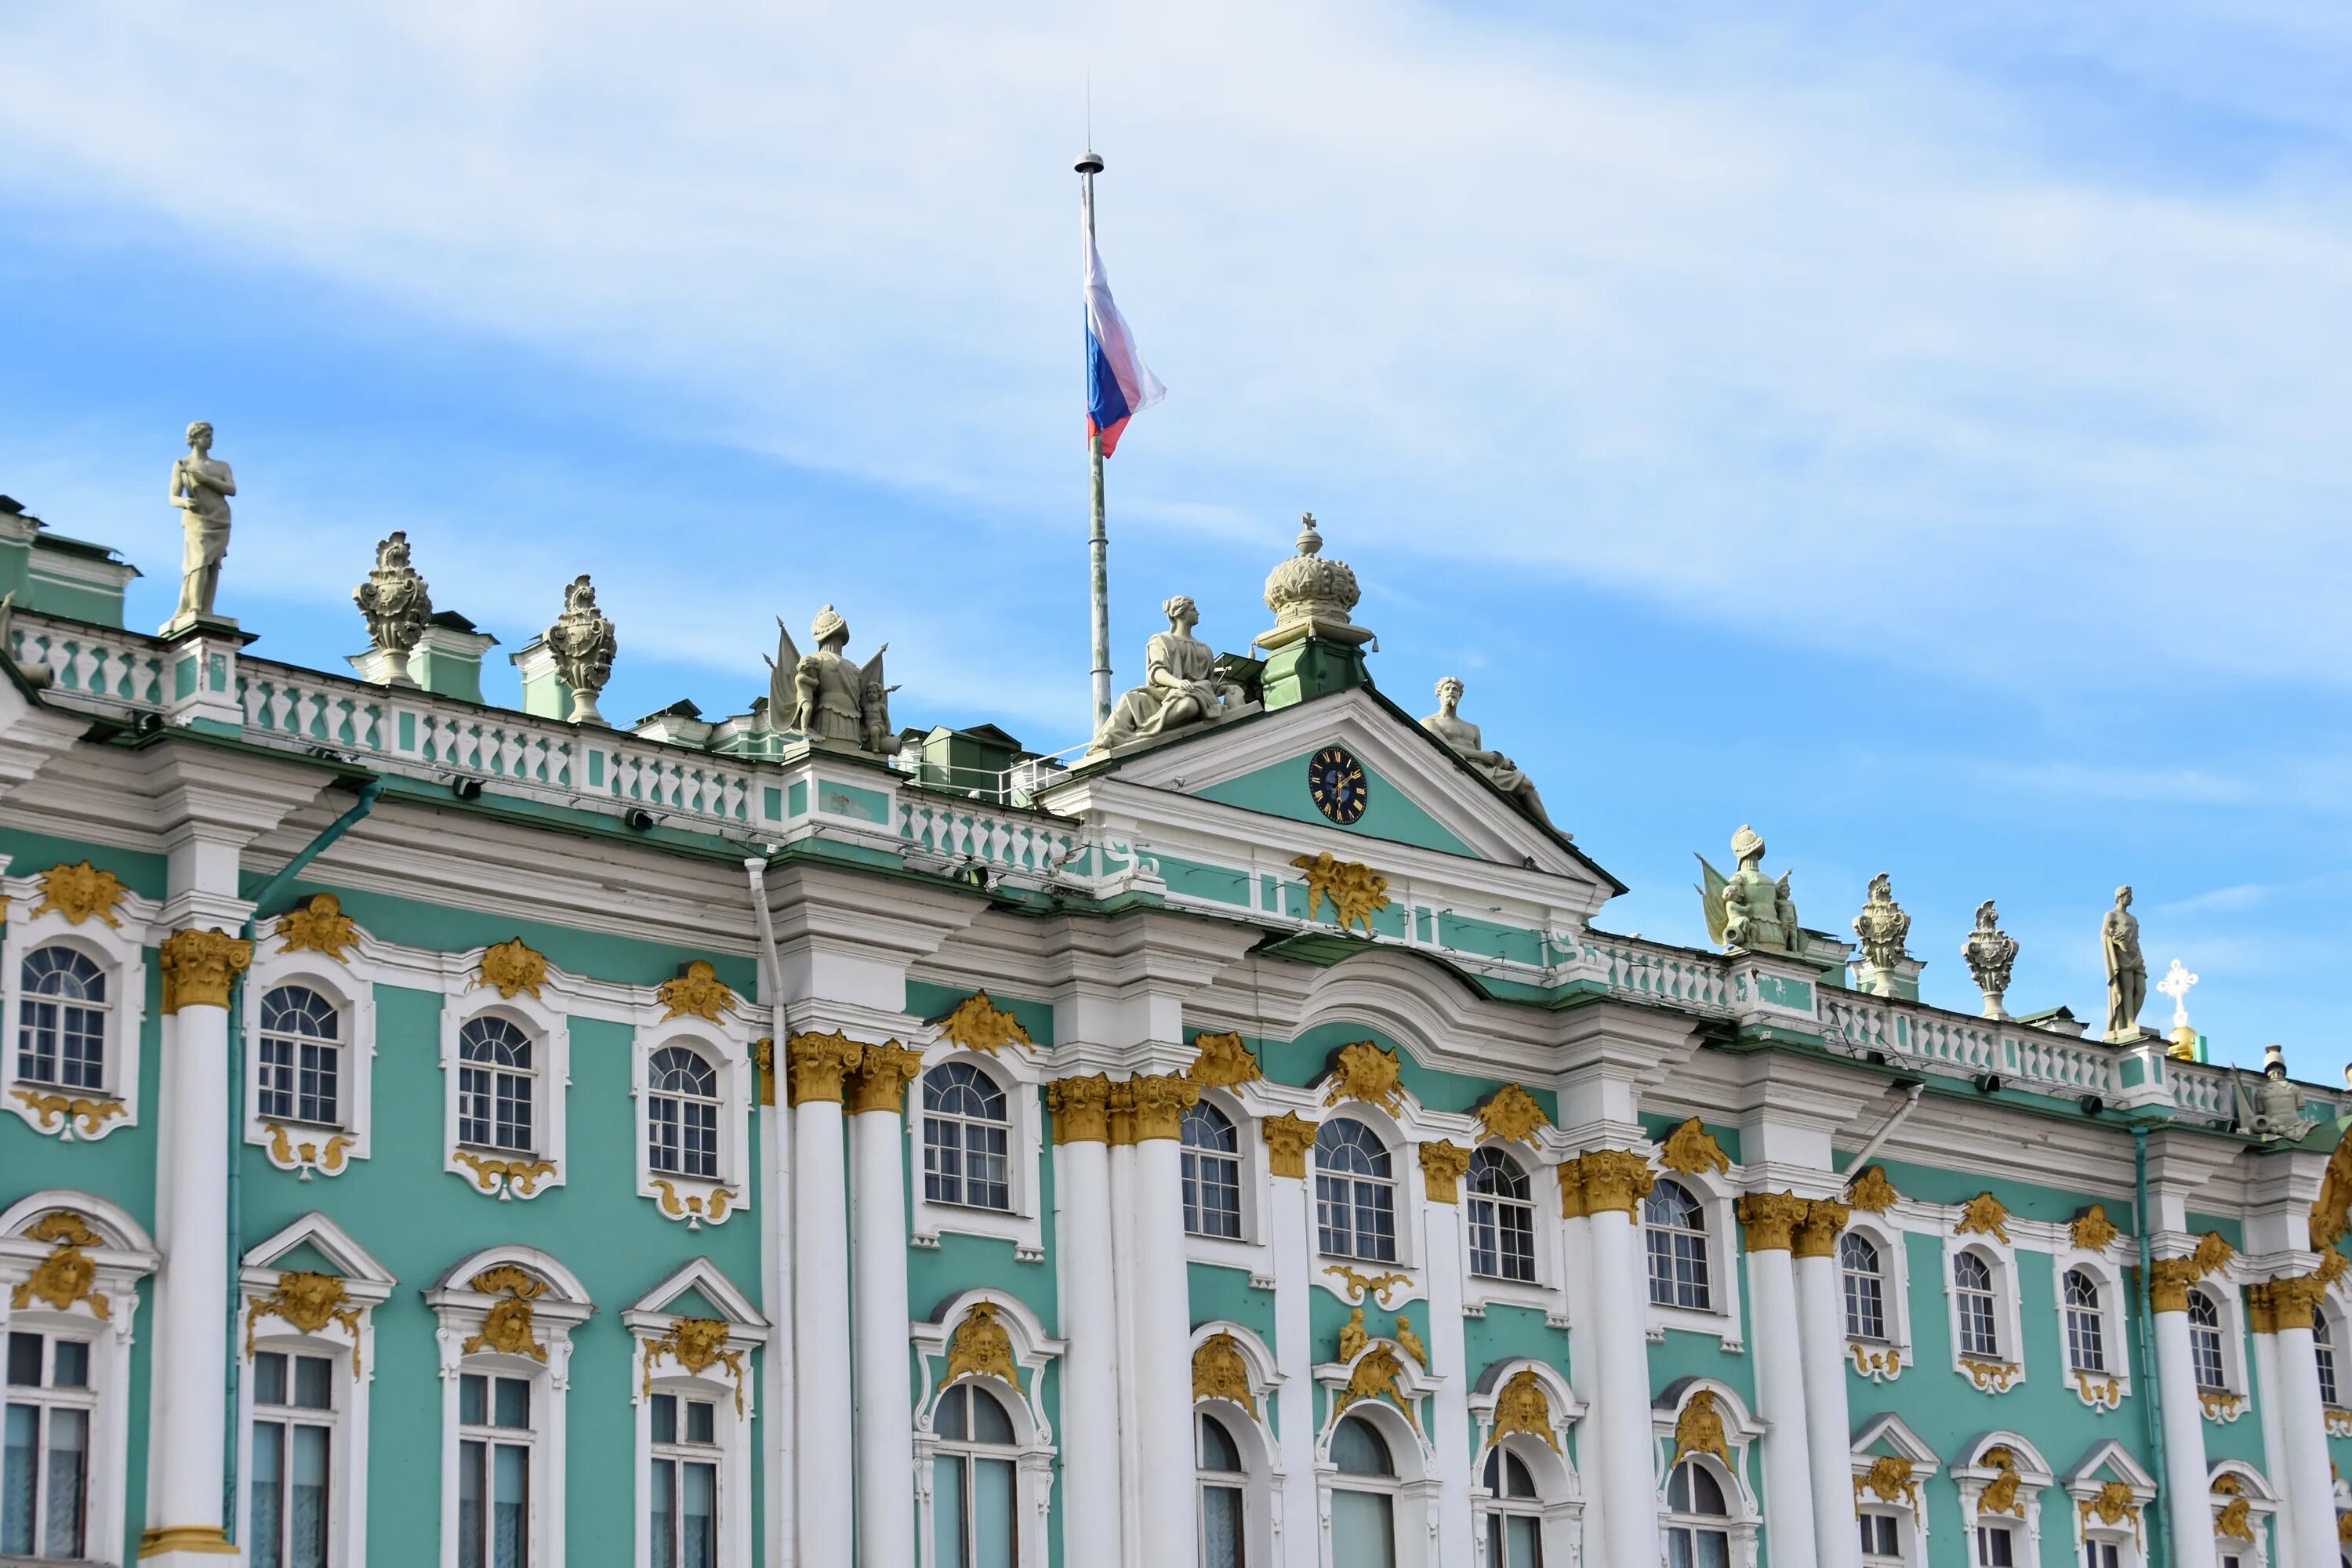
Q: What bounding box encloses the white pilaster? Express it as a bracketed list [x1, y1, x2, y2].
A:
[1131, 1076, 1200, 1568]
[851, 1046, 923, 1568]
[1421, 1149, 1474, 1568]
[2149, 1285, 2217, 1568]
[1557, 1207, 1606, 1557]
[1269, 1119, 1321, 1568]
[1577, 1154, 1662, 1568]
[1048, 1078, 1123, 1568]
[2263, 1282, 2338, 1568]
[1738, 1197, 1817, 1568]
[1795, 1210, 1860, 1568]
[1110, 1133, 1143, 1568]
[2250, 1330, 2296, 1567]
[788, 1034, 858, 1568]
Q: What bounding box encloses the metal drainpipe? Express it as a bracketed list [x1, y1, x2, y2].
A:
[2132, 1123, 2170, 1568]
[220, 777, 383, 1538]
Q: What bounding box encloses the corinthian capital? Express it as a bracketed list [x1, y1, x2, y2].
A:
[160, 927, 254, 1014]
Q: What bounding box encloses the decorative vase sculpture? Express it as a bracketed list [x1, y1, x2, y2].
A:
[353, 531, 432, 688]
[1962, 900, 2018, 1020]
[1852, 873, 1912, 978]
[544, 575, 617, 726]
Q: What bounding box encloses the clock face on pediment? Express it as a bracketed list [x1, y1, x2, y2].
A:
[1306, 745, 1370, 825]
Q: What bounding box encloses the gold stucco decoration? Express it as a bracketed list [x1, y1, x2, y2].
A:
[2071, 1205, 2121, 1252]
[1846, 1164, 1902, 1214]
[1323, 1040, 1405, 1116]
[275, 894, 358, 961]
[751, 1037, 775, 1106]
[1849, 1344, 1903, 1381]
[1393, 1315, 1428, 1369]
[246, 1272, 363, 1377]
[2081, 1480, 2139, 1526]
[847, 1043, 926, 1117]
[1955, 1192, 2013, 1245]
[946, 1301, 1023, 1391]
[1476, 1083, 1550, 1145]
[1418, 1141, 1472, 1204]
[643, 1318, 747, 1416]
[1192, 1331, 1257, 1417]
[2151, 1232, 2237, 1314]
[2215, 1496, 2253, 1541]
[1572, 1149, 1657, 1218]
[1794, 1198, 1849, 1258]
[12, 1088, 125, 1140]
[2314, 1130, 2352, 1250]
[263, 1122, 354, 1177]
[1672, 1388, 1730, 1465]
[1262, 1113, 1317, 1178]
[1338, 1308, 1368, 1363]
[453, 1150, 558, 1199]
[1128, 1073, 1201, 1142]
[1047, 1076, 1114, 1144]
[1489, 1369, 1560, 1454]
[1960, 1356, 2023, 1393]
[2192, 1230, 2236, 1277]
[2199, 1389, 2248, 1422]
[657, 960, 734, 1022]
[1737, 1191, 1809, 1253]
[2252, 1272, 2328, 1332]
[160, 927, 254, 1014]
[1660, 1118, 1731, 1177]
[475, 938, 548, 1000]
[463, 1267, 548, 1363]
[1334, 1344, 1419, 1435]
[650, 1179, 736, 1224]
[1980, 1448, 2025, 1517]
[934, 991, 1033, 1056]
[784, 1029, 863, 1105]
[1290, 851, 1391, 936]
[1325, 1265, 1411, 1307]
[2075, 1373, 2123, 1412]
[32, 862, 126, 927]
[1856, 1455, 1920, 1520]
[2340, 1513, 2352, 1545]
[9, 1211, 110, 1320]
[1187, 1032, 1263, 1091]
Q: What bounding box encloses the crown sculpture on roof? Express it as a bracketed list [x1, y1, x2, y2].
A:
[353, 531, 433, 688]
[1420, 677, 1554, 829]
[544, 575, 617, 726]
[767, 606, 899, 757]
[1696, 826, 1800, 955]
[1087, 593, 1244, 757]
[1258, 513, 1370, 652]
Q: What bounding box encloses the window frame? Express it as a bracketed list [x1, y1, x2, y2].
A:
[1942, 1239, 2027, 1392]
[1660, 1454, 1744, 1568]
[1838, 1215, 1912, 1382]
[0, 876, 155, 1142]
[1465, 1145, 1540, 1287]
[624, 1258, 767, 1568]
[3, 1325, 98, 1563]
[909, 1049, 1044, 1259]
[1181, 1098, 1248, 1243]
[245, 935, 385, 1177]
[2060, 1443, 2154, 1568]
[2181, 1282, 2250, 1417]
[2052, 1253, 2134, 1408]
[439, 988, 571, 1200]
[1638, 1164, 1745, 1350]
[1189, 1322, 1282, 1568]
[910, 1291, 1062, 1568]
[630, 1011, 755, 1229]
[1649, 1381, 1763, 1568]
[1314, 1116, 1403, 1267]
[1953, 1433, 2053, 1568]
[1316, 1403, 1434, 1568]
[1846, 1416, 1942, 1568]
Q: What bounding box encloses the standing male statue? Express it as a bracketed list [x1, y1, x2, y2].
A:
[2102, 885, 2147, 1041]
[169, 420, 236, 623]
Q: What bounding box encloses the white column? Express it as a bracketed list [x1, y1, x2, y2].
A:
[1794, 1204, 1860, 1568]
[1268, 1116, 1322, 1568]
[2250, 1330, 2296, 1567]
[2149, 1266, 2217, 1568]
[1420, 1144, 1475, 1568]
[1131, 1076, 1202, 1568]
[1557, 1203, 1606, 1557]
[2262, 1277, 2339, 1568]
[1109, 1115, 1143, 1568]
[142, 929, 251, 1564]
[850, 1046, 923, 1568]
[1737, 1194, 1817, 1568]
[789, 1033, 858, 1568]
[1048, 1076, 1123, 1568]
[1577, 1153, 1663, 1568]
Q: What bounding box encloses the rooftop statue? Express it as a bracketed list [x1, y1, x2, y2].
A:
[353, 531, 433, 688]
[1851, 872, 1911, 972]
[768, 606, 899, 757]
[2102, 885, 2147, 1042]
[168, 419, 236, 626]
[544, 575, 616, 726]
[1421, 677, 1555, 829]
[2237, 1044, 2318, 1143]
[1962, 900, 2019, 1020]
[1087, 594, 1243, 756]
[1696, 826, 1799, 955]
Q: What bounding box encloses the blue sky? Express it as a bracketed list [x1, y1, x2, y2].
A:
[4, 2, 2350, 1077]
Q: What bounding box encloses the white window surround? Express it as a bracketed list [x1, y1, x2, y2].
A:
[909, 1046, 1046, 1259]
[2052, 1251, 2133, 1406]
[1847, 1414, 1942, 1568]
[1181, 1086, 1277, 1279]
[630, 1008, 757, 1229]
[234, 1213, 397, 1568]
[1458, 1142, 1561, 1317]
[0, 877, 158, 1141]
[1649, 1379, 1765, 1568]
[2063, 1441, 2156, 1566]
[1313, 1395, 1438, 1568]
[2204, 1461, 2278, 1566]
[426, 1247, 594, 1568]
[2183, 1279, 2252, 1418]
[623, 1258, 769, 1568]
[438, 985, 572, 1200]
[1310, 1100, 1425, 1279]
[2320, 1298, 2352, 1426]
[243, 935, 390, 1177]
[0, 1190, 158, 1568]
[1951, 1432, 2053, 1564]
[1840, 1214, 1913, 1383]
[1189, 1322, 1286, 1568]
[1941, 1236, 2028, 1392]
[1641, 1163, 1745, 1352]
[1468, 1358, 1584, 1567]
[910, 1290, 1065, 1568]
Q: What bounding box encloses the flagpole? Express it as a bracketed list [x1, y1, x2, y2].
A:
[1078, 147, 1112, 735]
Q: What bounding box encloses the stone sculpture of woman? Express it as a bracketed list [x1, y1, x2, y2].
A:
[1421, 677, 1553, 826]
[1090, 596, 1242, 753]
[2103, 885, 2147, 1041]
[169, 420, 236, 623]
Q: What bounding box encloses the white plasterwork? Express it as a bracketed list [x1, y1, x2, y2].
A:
[0, 873, 159, 1141]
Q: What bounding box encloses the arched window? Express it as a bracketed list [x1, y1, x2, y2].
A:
[931, 1382, 1020, 1568]
[456, 1016, 535, 1153]
[258, 984, 342, 1128]
[1196, 1410, 1247, 1568]
[1644, 1180, 1711, 1310]
[646, 1047, 720, 1179]
[1467, 1149, 1536, 1283]
[2317, 1313, 2339, 1408]
[1841, 1232, 1885, 1340]
[1952, 1253, 1999, 1359]
[923, 1063, 1011, 1212]
[1663, 1457, 1733, 1568]
[1181, 1102, 1243, 1240]
[1314, 1120, 1397, 1263]
[17, 946, 107, 1091]
[2063, 1269, 2107, 1374]
[1481, 1446, 1544, 1566]
[1328, 1414, 1396, 1568]
[2187, 1290, 2228, 1392]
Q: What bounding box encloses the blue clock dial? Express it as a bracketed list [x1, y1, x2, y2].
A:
[1308, 746, 1370, 825]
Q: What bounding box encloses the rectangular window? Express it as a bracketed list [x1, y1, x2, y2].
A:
[1202, 1483, 1245, 1568]
[2067, 1307, 2106, 1374]
[1957, 1290, 1998, 1359]
[2190, 1327, 2227, 1392]
[1844, 1269, 1884, 1340]
[2, 1330, 93, 1561]
[260, 1039, 342, 1127]
[1182, 1147, 1243, 1240]
[1468, 1196, 1536, 1283]
[648, 1392, 719, 1568]
[1859, 1512, 1900, 1563]
[2083, 1541, 2120, 1568]
[1977, 1525, 2016, 1566]
[1330, 1490, 1396, 1568]
[1316, 1174, 1397, 1262]
[250, 1350, 335, 1568]
[459, 1065, 534, 1152]
[459, 1373, 533, 1568]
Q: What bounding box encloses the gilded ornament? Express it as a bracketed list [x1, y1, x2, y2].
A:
[1106, 1080, 1136, 1145]
[1736, 1191, 1809, 1253]
[1289, 851, 1391, 936]
[2253, 1272, 2328, 1332]
[847, 1042, 926, 1116]
[657, 960, 735, 1022]
[2215, 1496, 2252, 1541]
[475, 938, 548, 1000]
[946, 1300, 1024, 1391]
[466, 1298, 546, 1363]
[1846, 1164, 1902, 1214]
[2318, 1245, 2349, 1287]
[1660, 1117, 1731, 1177]
[1980, 1448, 2024, 1516]
[1338, 1307, 1368, 1363]
[9, 1212, 110, 1319]
[2149, 1258, 2204, 1315]
[2312, 1131, 2352, 1250]
[1047, 1075, 1114, 1144]
[1187, 1032, 1263, 1091]
[159, 927, 253, 1014]
[1857, 1455, 1918, 1513]
[2199, 1390, 2247, 1422]
[1793, 1198, 1849, 1258]
[1192, 1331, 1258, 1417]
[2074, 1373, 2123, 1411]
[933, 990, 1033, 1056]
[2327, 1406, 2352, 1438]
[246, 1272, 362, 1376]
[1955, 1192, 2013, 1245]
[642, 1317, 747, 1416]
[31, 861, 126, 927]
[1334, 1344, 1419, 1434]
[2341, 1514, 2352, 1545]
[1488, 1369, 1560, 1454]
[469, 1265, 547, 1299]
[783, 1029, 863, 1105]
[1849, 1344, 1903, 1381]
[2191, 1230, 2237, 1278]
[453, 1150, 558, 1198]
[13, 1087, 125, 1139]
[263, 1122, 354, 1176]
[751, 1038, 775, 1106]
[2071, 1205, 2121, 1253]
[1325, 1265, 1410, 1307]
[1323, 1040, 1405, 1116]
[2082, 1480, 2138, 1526]
[650, 1178, 739, 1224]
[1418, 1141, 1472, 1204]
[1672, 1388, 1730, 1465]
[1476, 1083, 1550, 1146]
[1392, 1314, 1428, 1369]
[1572, 1149, 1656, 1217]
[1960, 1356, 2022, 1393]
[275, 894, 359, 961]
[1262, 1112, 1317, 1178]
[1128, 1073, 1201, 1141]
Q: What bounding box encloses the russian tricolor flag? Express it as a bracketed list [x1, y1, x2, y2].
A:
[1084, 228, 1164, 456]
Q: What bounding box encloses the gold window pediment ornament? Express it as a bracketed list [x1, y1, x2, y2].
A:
[643, 1317, 747, 1416]
[1187, 1031, 1263, 1091]
[9, 1211, 111, 1319]
[1192, 1331, 1257, 1417]
[2214, 1495, 2253, 1541]
[2071, 1204, 2121, 1252]
[1660, 1118, 1731, 1177]
[1979, 1447, 2025, 1517]
[1323, 1040, 1405, 1116]
[246, 1271, 362, 1377]
[1476, 1083, 1550, 1145]
[1392, 1314, 1428, 1369]
[1334, 1343, 1420, 1435]
[31, 861, 127, 927]
[946, 1300, 1024, 1392]
[1955, 1192, 2013, 1245]
[160, 927, 254, 1014]
[1846, 1164, 1902, 1214]
[1290, 851, 1391, 936]
[275, 893, 359, 962]
[474, 938, 548, 1000]
[1855, 1454, 1922, 1523]
[2080, 1479, 2139, 1527]
[657, 960, 735, 1022]
[1671, 1388, 1730, 1465]
[11, 1089, 125, 1140]
[1338, 1308, 1367, 1363]
[1489, 1368, 1560, 1454]
[463, 1266, 549, 1363]
[933, 990, 1033, 1056]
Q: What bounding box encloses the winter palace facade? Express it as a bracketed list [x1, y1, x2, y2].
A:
[2, 477, 2351, 1568]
